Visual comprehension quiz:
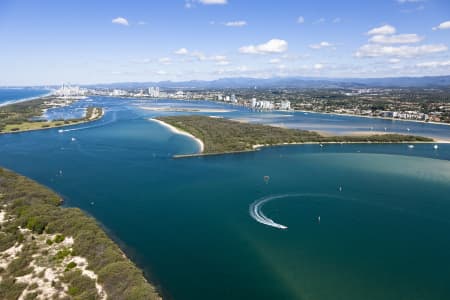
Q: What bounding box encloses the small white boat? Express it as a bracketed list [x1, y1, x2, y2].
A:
[58, 129, 64, 133]
[71, 137, 76, 142]
[434, 144, 439, 150]
[408, 145, 414, 149]
[339, 186, 343, 192]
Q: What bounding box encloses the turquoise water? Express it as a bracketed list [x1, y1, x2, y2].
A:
[1, 97, 450, 299]
[0, 88, 51, 106]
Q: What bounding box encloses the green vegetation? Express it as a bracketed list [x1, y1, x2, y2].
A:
[157, 115, 433, 155]
[54, 234, 65, 243]
[63, 269, 97, 298]
[65, 261, 77, 271]
[0, 167, 161, 299]
[0, 97, 103, 134]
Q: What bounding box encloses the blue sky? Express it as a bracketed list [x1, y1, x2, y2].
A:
[0, 0, 449, 85]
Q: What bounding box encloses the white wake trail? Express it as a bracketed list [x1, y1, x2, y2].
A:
[250, 193, 343, 230]
[249, 194, 293, 229]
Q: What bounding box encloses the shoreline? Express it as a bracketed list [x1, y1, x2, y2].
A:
[294, 109, 450, 127]
[140, 106, 234, 113]
[149, 118, 205, 153]
[0, 89, 54, 108]
[0, 167, 161, 299]
[174, 140, 446, 159]
[0, 107, 105, 135]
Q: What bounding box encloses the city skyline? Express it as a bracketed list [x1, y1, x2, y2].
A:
[1, 0, 450, 85]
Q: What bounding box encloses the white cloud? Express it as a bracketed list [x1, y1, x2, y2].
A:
[224, 21, 247, 27]
[182, 52, 229, 64]
[369, 33, 423, 44]
[216, 60, 230, 66]
[297, 16, 305, 24]
[269, 58, 281, 64]
[174, 48, 189, 55]
[433, 21, 450, 31]
[355, 44, 448, 58]
[333, 18, 342, 23]
[191, 51, 207, 61]
[211, 55, 227, 61]
[112, 17, 129, 26]
[389, 58, 401, 64]
[416, 60, 450, 68]
[239, 39, 288, 54]
[198, 0, 227, 4]
[314, 63, 324, 70]
[156, 70, 168, 75]
[138, 21, 148, 25]
[159, 57, 172, 64]
[367, 25, 396, 35]
[309, 41, 333, 49]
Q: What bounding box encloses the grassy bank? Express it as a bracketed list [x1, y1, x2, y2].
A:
[0, 168, 161, 299]
[0, 97, 103, 134]
[157, 115, 433, 155]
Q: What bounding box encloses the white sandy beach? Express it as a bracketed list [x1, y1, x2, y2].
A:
[149, 118, 205, 153]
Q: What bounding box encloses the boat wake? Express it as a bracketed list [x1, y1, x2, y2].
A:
[249, 194, 293, 229]
[249, 193, 343, 230]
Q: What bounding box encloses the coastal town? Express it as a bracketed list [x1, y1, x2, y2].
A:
[75, 84, 450, 124]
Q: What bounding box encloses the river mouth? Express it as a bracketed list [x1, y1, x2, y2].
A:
[1, 96, 450, 300]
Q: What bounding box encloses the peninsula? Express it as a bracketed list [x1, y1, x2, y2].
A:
[0, 167, 161, 299]
[0, 96, 103, 134]
[156, 115, 434, 157]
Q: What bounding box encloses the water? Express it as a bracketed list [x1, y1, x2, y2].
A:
[0, 88, 51, 106]
[1, 97, 450, 299]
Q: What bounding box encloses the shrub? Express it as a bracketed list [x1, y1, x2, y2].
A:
[53, 234, 65, 243]
[55, 248, 71, 260]
[65, 261, 77, 271]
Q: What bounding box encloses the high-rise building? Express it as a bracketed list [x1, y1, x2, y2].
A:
[148, 87, 160, 97]
[280, 100, 291, 110]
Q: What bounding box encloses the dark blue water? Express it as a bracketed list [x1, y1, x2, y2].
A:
[1, 97, 450, 299]
[0, 88, 51, 106]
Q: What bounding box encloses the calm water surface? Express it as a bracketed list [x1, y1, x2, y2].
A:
[1, 96, 450, 299]
[0, 88, 50, 106]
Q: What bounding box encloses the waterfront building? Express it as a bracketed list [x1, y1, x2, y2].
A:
[280, 100, 291, 110]
[148, 87, 160, 97]
[54, 83, 87, 98]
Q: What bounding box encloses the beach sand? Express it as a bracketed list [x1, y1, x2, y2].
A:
[149, 118, 205, 153]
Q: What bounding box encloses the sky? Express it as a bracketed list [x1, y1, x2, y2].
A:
[0, 0, 449, 86]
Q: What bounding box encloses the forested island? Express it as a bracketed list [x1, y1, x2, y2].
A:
[157, 115, 433, 156]
[0, 168, 161, 299]
[0, 97, 103, 134]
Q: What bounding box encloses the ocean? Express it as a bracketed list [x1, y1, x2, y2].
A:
[0, 88, 51, 106]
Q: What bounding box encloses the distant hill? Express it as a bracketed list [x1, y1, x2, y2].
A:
[82, 75, 450, 90]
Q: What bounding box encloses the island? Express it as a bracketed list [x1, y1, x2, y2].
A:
[155, 115, 434, 157]
[0, 168, 161, 300]
[0, 96, 103, 134]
